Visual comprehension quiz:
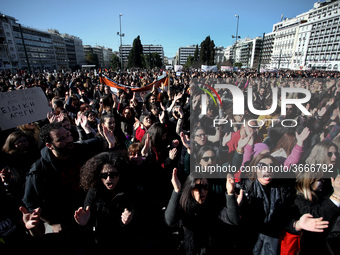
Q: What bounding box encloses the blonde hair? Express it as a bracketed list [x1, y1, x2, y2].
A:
[306, 140, 338, 166]
[296, 170, 323, 202]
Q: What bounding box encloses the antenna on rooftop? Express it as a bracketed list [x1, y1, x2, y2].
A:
[281, 14, 284, 21]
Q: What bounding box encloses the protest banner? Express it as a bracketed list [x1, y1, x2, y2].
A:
[0, 87, 51, 130]
[201, 65, 218, 72]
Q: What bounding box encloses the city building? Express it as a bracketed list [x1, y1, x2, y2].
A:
[303, 0, 340, 71]
[62, 33, 85, 70]
[214, 46, 225, 64]
[270, 13, 309, 70]
[229, 37, 263, 69]
[0, 14, 19, 71]
[269, 0, 340, 71]
[119, 44, 164, 68]
[1, 13, 57, 71]
[175, 45, 199, 65]
[0, 12, 86, 72]
[260, 32, 275, 70]
[83, 45, 114, 69]
[223, 45, 235, 65]
[48, 29, 69, 70]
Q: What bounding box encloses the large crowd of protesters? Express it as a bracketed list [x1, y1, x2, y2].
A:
[0, 67, 340, 255]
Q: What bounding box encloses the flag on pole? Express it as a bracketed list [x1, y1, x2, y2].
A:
[99, 75, 168, 92]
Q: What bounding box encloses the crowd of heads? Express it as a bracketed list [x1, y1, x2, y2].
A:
[1, 67, 340, 254]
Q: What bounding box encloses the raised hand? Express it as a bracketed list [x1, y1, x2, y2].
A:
[318, 107, 327, 117]
[226, 174, 236, 195]
[159, 110, 166, 123]
[74, 206, 90, 226]
[222, 132, 232, 146]
[296, 127, 310, 146]
[169, 148, 178, 160]
[171, 168, 181, 193]
[226, 174, 243, 205]
[237, 130, 254, 150]
[133, 117, 141, 130]
[19, 206, 42, 230]
[180, 132, 190, 152]
[100, 125, 116, 148]
[141, 133, 150, 156]
[121, 208, 133, 225]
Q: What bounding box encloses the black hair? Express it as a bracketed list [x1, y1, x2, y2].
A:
[40, 122, 63, 144]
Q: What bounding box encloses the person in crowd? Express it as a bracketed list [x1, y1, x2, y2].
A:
[304, 140, 340, 196]
[2, 68, 340, 254]
[98, 114, 127, 150]
[17, 121, 42, 148]
[22, 121, 114, 254]
[0, 175, 44, 255]
[74, 151, 134, 255]
[1, 131, 40, 200]
[294, 169, 340, 255]
[238, 153, 331, 255]
[119, 106, 136, 140]
[164, 168, 240, 255]
[134, 113, 153, 143]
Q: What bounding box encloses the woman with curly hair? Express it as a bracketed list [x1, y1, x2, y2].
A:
[74, 151, 134, 255]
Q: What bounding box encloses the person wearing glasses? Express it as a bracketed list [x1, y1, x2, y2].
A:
[164, 168, 240, 255]
[294, 169, 340, 255]
[191, 126, 221, 165]
[22, 122, 116, 254]
[304, 141, 340, 197]
[74, 151, 134, 255]
[238, 153, 329, 255]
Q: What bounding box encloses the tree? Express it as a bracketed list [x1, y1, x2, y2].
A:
[110, 54, 120, 70]
[145, 52, 163, 69]
[194, 44, 199, 61]
[128, 35, 144, 68]
[184, 55, 195, 69]
[199, 36, 215, 65]
[151, 53, 163, 68]
[85, 52, 99, 66]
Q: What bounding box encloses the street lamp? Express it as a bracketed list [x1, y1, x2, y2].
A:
[117, 13, 125, 70]
[232, 14, 240, 68]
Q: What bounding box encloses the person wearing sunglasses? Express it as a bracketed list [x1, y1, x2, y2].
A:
[165, 169, 240, 255]
[237, 152, 328, 254]
[191, 126, 221, 164]
[74, 151, 134, 255]
[305, 141, 339, 196]
[294, 169, 340, 255]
